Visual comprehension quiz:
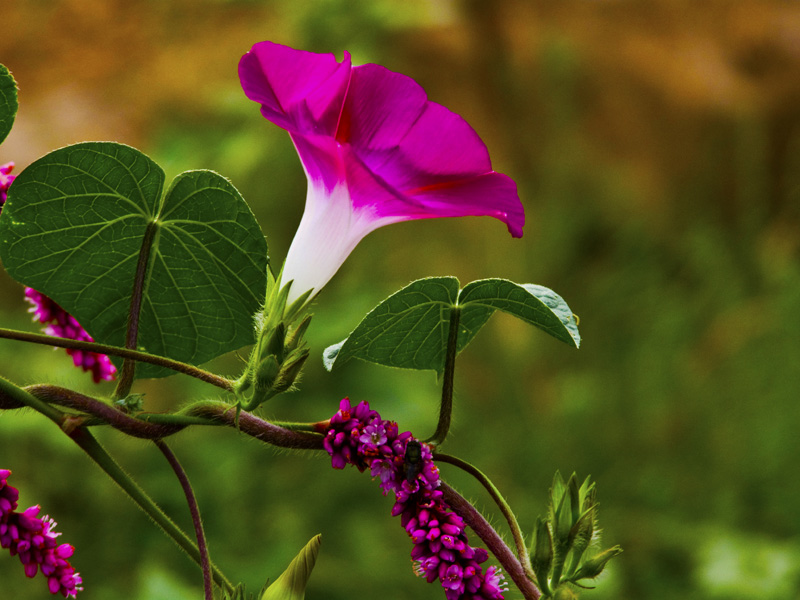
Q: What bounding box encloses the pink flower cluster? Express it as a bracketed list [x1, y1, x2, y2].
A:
[0, 161, 15, 207]
[24, 289, 116, 383]
[322, 398, 507, 600]
[0, 469, 83, 598]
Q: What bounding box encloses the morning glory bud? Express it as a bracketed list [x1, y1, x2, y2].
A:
[571, 546, 623, 582]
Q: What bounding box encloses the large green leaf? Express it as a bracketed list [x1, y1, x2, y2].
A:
[324, 277, 579, 374]
[0, 142, 268, 378]
[0, 63, 17, 145]
[459, 279, 581, 348]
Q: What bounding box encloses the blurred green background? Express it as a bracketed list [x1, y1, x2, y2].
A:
[2, 1, 800, 598]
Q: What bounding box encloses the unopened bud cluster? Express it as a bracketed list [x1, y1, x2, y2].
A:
[530, 472, 621, 598]
[235, 271, 313, 410]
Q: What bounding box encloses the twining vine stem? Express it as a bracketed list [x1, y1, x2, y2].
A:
[440, 482, 541, 600]
[155, 440, 213, 600]
[0, 378, 235, 594]
[0, 327, 234, 391]
[115, 220, 159, 400]
[426, 306, 461, 445]
[2, 376, 540, 597]
[434, 452, 535, 581]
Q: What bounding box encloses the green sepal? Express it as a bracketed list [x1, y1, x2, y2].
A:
[569, 546, 623, 582]
[565, 478, 597, 577]
[531, 516, 554, 596]
[274, 349, 309, 392]
[237, 270, 313, 411]
[285, 315, 312, 353]
[264, 322, 287, 364]
[551, 473, 575, 549]
[255, 356, 281, 393]
[222, 583, 249, 600]
[260, 534, 322, 600]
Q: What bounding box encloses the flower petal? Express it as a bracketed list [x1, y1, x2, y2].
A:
[239, 41, 351, 136]
[336, 64, 427, 149]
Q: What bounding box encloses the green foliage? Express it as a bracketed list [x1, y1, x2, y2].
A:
[0, 142, 268, 378]
[235, 271, 313, 410]
[260, 534, 321, 600]
[0, 63, 17, 145]
[532, 472, 622, 598]
[324, 277, 579, 374]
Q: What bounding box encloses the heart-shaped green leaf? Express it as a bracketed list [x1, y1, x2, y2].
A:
[0, 142, 268, 378]
[459, 279, 580, 348]
[324, 277, 579, 373]
[0, 64, 17, 145]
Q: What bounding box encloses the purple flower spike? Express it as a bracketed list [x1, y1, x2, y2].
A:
[0, 161, 15, 208]
[239, 41, 525, 303]
[0, 469, 83, 598]
[24, 288, 117, 383]
[323, 399, 507, 599]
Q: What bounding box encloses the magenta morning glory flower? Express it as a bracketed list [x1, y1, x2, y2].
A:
[321, 398, 507, 599]
[0, 469, 83, 598]
[239, 41, 525, 303]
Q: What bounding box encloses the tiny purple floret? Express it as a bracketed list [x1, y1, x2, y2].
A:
[322, 398, 508, 599]
[0, 162, 15, 208]
[0, 469, 83, 598]
[239, 41, 525, 302]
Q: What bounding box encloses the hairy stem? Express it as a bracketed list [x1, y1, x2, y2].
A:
[24, 385, 188, 439]
[12, 387, 325, 450]
[155, 440, 213, 600]
[0, 327, 234, 391]
[191, 402, 324, 450]
[426, 306, 461, 445]
[115, 220, 159, 399]
[0, 376, 65, 424]
[67, 427, 235, 594]
[440, 482, 541, 600]
[435, 452, 534, 580]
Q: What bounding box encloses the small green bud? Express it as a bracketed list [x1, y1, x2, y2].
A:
[565, 508, 595, 577]
[261, 534, 322, 600]
[553, 486, 573, 548]
[567, 475, 581, 527]
[114, 393, 144, 413]
[272, 349, 309, 394]
[550, 471, 567, 514]
[261, 322, 286, 363]
[552, 585, 579, 600]
[531, 517, 553, 595]
[255, 355, 281, 392]
[571, 546, 623, 582]
[284, 288, 313, 322]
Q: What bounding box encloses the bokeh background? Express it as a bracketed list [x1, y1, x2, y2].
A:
[2, 1, 800, 598]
